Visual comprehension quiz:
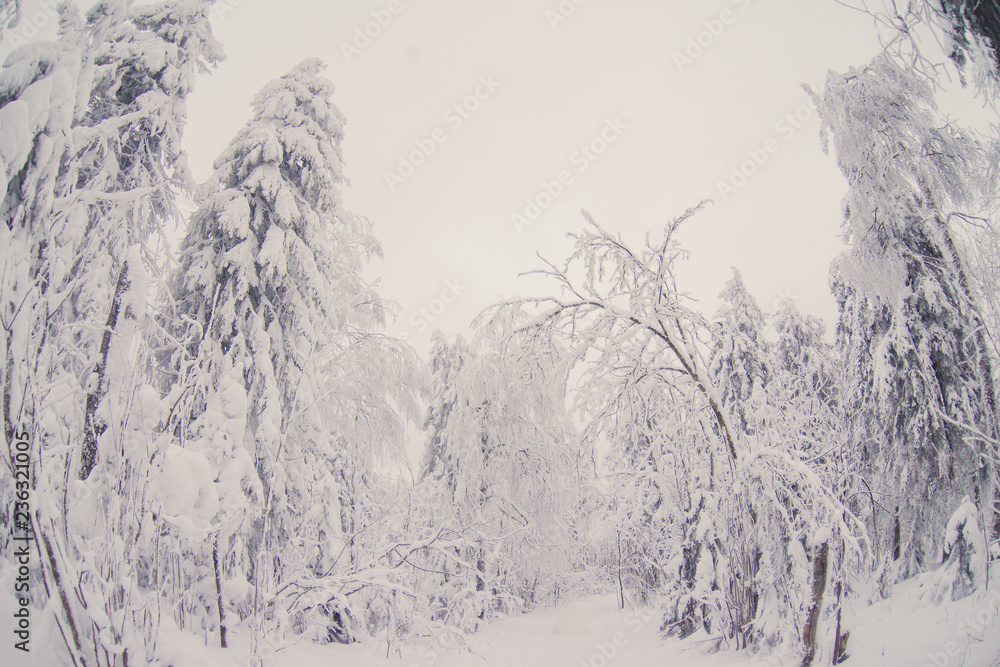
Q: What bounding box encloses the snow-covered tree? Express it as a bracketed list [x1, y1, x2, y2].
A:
[847, 1, 1000, 102]
[483, 209, 736, 636]
[936, 0, 1000, 80]
[419, 330, 476, 489]
[481, 208, 865, 660]
[412, 329, 578, 631]
[595, 377, 718, 620]
[773, 298, 836, 404]
[766, 298, 855, 506]
[815, 53, 999, 582]
[166, 56, 423, 654]
[708, 268, 773, 439]
[1, 2, 221, 663]
[918, 496, 990, 603]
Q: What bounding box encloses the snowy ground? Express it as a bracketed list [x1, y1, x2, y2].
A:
[844, 576, 1000, 667]
[3, 578, 1000, 666]
[152, 595, 754, 667]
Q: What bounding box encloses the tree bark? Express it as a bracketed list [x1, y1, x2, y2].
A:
[40, 527, 88, 666]
[801, 541, 829, 667]
[79, 261, 131, 480]
[892, 511, 901, 562]
[213, 539, 228, 648]
[833, 581, 850, 664]
[617, 532, 625, 611]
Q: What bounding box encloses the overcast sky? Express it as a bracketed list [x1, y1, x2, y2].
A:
[177, 0, 905, 354]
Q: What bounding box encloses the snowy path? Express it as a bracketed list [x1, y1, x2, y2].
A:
[421, 595, 693, 667]
[157, 595, 754, 667]
[6, 585, 1000, 666]
[169, 585, 1000, 667]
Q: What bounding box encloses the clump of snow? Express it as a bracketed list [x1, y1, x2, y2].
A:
[129, 383, 162, 431]
[224, 565, 250, 605]
[152, 445, 220, 539]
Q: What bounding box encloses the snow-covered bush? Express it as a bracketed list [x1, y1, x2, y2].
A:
[919, 497, 990, 604]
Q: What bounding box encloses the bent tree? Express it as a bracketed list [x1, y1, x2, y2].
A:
[815, 53, 999, 583]
[479, 205, 865, 658]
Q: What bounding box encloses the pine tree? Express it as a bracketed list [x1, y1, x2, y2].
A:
[773, 298, 834, 401]
[708, 268, 773, 439]
[768, 299, 845, 463]
[168, 56, 411, 653]
[419, 330, 475, 488]
[816, 53, 999, 581]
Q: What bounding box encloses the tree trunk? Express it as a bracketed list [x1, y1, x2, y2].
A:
[213, 539, 228, 648]
[833, 581, 850, 664]
[79, 261, 131, 480]
[40, 527, 88, 666]
[617, 532, 625, 611]
[801, 541, 829, 667]
[474, 541, 487, 622]
[892, 510, 901, 562]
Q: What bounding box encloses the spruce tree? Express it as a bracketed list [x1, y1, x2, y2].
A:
[708, 268, 773, 439]
[170, 57, 402, 651]
[817, 53, 998, 580]
[419, 330, 475, 488]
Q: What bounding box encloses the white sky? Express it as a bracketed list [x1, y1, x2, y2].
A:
[182, 0, 893, 355]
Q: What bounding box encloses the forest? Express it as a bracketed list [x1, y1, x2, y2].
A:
[1, 1, 1000, 666]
